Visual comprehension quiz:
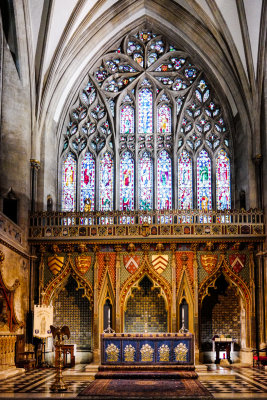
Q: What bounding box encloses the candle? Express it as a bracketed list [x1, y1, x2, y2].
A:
[182, 307, 184, 321]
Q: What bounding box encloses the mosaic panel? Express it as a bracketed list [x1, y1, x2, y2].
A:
[125, 276, 167, 333]
[53, 276, 92, 350]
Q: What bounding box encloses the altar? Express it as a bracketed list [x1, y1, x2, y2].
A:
[101, 333, 194, 365]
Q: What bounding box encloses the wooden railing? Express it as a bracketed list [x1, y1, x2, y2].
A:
[29, 209, 264, 240]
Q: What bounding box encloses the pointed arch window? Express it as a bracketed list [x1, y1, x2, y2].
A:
[62, 153, 76, 211]
[216, 149, 231, 210]
[178, 151, 193, 210]
[120, 152, 134, 211]
[138, 88, 153, 133]
[99, 152, 113, 211]
[61, 28, 233, 214]
[197, 150, 212, 210]
[139, 152, 153, 211]
[80, 152, 95, 212]
[157, 104, 171, 133]
[157, 150, 172, 210]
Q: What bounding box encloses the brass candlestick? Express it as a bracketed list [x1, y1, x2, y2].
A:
[50, 325, 70, 392]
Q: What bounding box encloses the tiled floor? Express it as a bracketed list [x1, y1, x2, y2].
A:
[0, 365, 266, 399]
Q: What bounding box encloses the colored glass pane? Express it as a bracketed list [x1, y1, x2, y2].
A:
[80, 153, 95, 212]
[99, 152, 113, 211]
[120, 105, 134, 133]
[139, 152, 153, 210]
[157, 150, 172, 210]
[178, 151, 193, 209]
[197, 150, 212, 210]
[120, 152, 134, 211]
[216, 150, 231, 210]
[62, 153, 76, 211]
[157, 105, 171, 133]
[138, 88, 153, 133]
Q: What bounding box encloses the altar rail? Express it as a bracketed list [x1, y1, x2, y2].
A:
[29, 209, 264, 241]
[0, 335, 17, 371]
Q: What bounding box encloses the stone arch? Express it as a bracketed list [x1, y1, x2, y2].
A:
[98, 270, 116, 333]
[120, 255, 172, 332]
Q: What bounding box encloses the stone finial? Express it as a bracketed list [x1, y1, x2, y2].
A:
[127, 243, 136, 253]
[181, 253, 188, 268]
[190, 243, 198, 252]
[232, 242, 241, 251]
[64, 244, 74, 254]
[170, 243, 176, 252]
[39, 244, 46, 253]
[114, 245, 122, 253]
[104, 254, 111, 266]
[93, 245, 99, 254]
[156, 243, 164, 253]
[141, 243, 150, 254]
[219, 243, 227, 253]
[205, 241, 214, 252]
[78, 243, 87, 253]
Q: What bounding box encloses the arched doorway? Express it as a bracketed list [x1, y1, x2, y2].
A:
[200, 274, 241, 363]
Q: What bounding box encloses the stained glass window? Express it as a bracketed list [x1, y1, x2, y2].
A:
[138, 88, 153, 133]
[62, 153, 76, 211]
[216, 149, 231, 210]
[120, 152, 134, 211]
[197, 150, 212, 210]
[120, 105, 134, 133]
[178, 151, 193, 209]
[157, 105, 171, 133]
[99, 152, 113, 211]
[139, 152, 153, 210]
[80, 153, 95, 212]
[157, 150, 172, 210]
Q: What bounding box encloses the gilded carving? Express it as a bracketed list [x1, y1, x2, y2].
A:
[200, 254, 218, 274]
[140, 344, 154, 362]
[174, 343, 188, 361]
[151, 254, 168, 274]
[48, 256, 64, 275]
[76, 255, 91, 274]
[124, 344, 135, 362]
[158, 344, 170, 362]
[105, 343, 119, 362]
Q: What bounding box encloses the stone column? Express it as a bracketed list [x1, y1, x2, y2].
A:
[114, 245, 122, 333]
[30, 159, 40, 212]
[92, 245, 100, 363]
[170, 244, 177, 332]
[256, 245, 267, 348]
[254, 154, 263, 210]
[191, 244, 199, 364]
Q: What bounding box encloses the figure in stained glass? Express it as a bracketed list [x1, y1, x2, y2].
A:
[139, 152, 153, 210]
[157, 150, 172, 210]
[80, 153, 95, 211]
[158, 105, 171, 133]
[178, 151, 192, 209]
[99, 152, 113, 211]
[138, 88, 153, 133]
[216, 149, 231, 210]
[120, 152, 134, 211]
[120, 105, 134, 133]
[62, 153, 76, 211]
[197, 150, 212, 210]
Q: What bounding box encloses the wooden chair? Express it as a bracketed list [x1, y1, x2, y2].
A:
[252, 348, 267, 368]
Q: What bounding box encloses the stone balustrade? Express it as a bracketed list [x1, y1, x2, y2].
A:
[29, 209, 264, 241]
[0, 335, 17, 370]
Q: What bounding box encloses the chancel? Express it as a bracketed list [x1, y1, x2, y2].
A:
[0, 1, 267, 399]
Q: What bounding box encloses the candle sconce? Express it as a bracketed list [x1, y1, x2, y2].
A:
[179, 300, 189, 334]
[103, 300, 115, 334]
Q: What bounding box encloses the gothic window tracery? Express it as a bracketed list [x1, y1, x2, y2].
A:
[61, 28, 232, 212]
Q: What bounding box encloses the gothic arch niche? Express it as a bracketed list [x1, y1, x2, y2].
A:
[200, 274, 244, 363]
[177, 272, 194, 332]
[59, 25, 234, 212]
[52, 275, 92, 359]
[98, 271, 116, 333]
[124, 275, 168, 333]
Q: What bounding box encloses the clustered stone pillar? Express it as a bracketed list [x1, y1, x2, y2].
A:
[30, 159, 40, 212]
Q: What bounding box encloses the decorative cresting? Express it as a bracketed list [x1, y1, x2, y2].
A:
[198, 253, 251, 309]
[61, 25, 232, 213]
[42, 253, 93, 306]
[120, 251, 172, 324]
[0, 251, 24, 332]
[174, 343, 188, 362]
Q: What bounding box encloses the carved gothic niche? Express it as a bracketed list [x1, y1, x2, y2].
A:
[0, 251, 24, 332]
